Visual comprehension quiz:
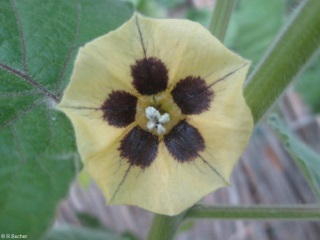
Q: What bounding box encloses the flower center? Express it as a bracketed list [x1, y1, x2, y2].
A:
[145, 106, 170, 135]
[135, 92, 184, 136]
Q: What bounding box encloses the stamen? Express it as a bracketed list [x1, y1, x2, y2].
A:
[157, 124, 166, 135]
[147, 121, 156, 130]
[145, 106, 170, 135]
[146, 106, 160, 120]
[158, 113, 170, 124]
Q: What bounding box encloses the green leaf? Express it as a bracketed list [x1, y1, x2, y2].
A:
[0, 0, 133, 239]
[46, 225, 129, 240]
[295, 58, 320, 113]
[226, 0, 286, 64]
[269, 114, 320, 201]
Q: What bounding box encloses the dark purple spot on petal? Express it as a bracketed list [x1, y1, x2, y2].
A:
[131, 57, 168, 95]
[101, 91, 137, 128]
[164, 120, 205, 162]
[171, 77, 213, 115]
[119, 126, 158, 169]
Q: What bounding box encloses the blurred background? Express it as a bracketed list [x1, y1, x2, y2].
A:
[51, 0, 320, 239]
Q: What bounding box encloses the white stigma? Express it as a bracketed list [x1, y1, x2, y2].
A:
[145, 106, 170, 135]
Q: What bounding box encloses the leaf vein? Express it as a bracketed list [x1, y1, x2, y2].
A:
[0, 63, 59, 102]
[55, 2, 81, 96]
[0, 98, 45, 130]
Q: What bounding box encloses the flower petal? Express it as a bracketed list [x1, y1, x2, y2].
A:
[87, 140, 228, 216]
[164, 120, 205, 162]
[131, 57, 168, 95]
[187, 64, 253, 181]
[119, 126, 158, 169]
[59, 108, 131, 165]
[101, 90, 138, 128]
[129, 14, 246, 89]
[57, 26, 139, 110]
[171, 77, 213, 115]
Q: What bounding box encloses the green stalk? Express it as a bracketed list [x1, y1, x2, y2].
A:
[147, 213, 186, 240]
[136, 0, 157, 16]
[136, 0, 148, 14]
[244, 0, 320, 123]
[186, 205, 320, 220]
[208, 0, 236, 41]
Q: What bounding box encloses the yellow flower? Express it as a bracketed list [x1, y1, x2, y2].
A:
[57, 14, 253, 216]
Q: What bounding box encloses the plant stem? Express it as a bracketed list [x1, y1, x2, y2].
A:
[186, 205, 320, 220]
[208, 0, 236, 41]
[147, 213, 186, 240]
[136, 0, 158, 17]
[136, 0, 148, 14]
[244, 0, 320, 123]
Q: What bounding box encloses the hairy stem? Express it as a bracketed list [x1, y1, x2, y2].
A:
[147, 213, 186, 240]
[208, 0, 236, 41]
[244, 0, 320, 123]
[186, 205, 320, 220]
